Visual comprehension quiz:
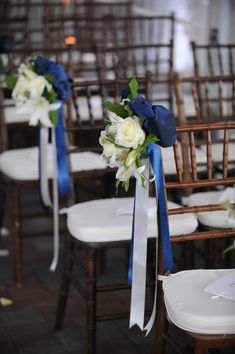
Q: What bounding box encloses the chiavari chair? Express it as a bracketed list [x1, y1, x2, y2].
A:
[155, 121, 235, 354]
[54, 74, 199, 354]
[0, 73, 114, 285]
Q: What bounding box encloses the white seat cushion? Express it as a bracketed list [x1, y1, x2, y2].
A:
[187, 190, 232, 228]
[163, 269, 235, 334]
[66, 198, 198, 242]
[0, 146, 107, 181]
[4, 100, 31, 124]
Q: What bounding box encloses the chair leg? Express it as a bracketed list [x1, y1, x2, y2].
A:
[155, 280, 169, 354]
[55, 237, 75, 330]
[0, 174, 7, 235]
[86, 248, 97, 354]
[12, 183, 22, 287]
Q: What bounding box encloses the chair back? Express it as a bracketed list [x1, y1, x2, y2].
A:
[173, 73, 235, 123]
[96, 42, 174, 80]
[156, 74, 235, 275]
[66, 75, 152, 151]
[191, 41, 235, 77]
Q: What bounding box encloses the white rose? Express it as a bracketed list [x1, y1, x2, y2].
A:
[12, 74, 30, 105]
[103, 142, 117, 158]
[115, 116, 145, 149]
[29, 76, 52, 98]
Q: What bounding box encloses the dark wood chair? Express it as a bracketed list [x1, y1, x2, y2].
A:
[0, 75, 115, 286]
[54, 75, 200, 354]
[191, 41, 235, 77]
[95, 41, 174, 115]
[155, 120, 235, 354]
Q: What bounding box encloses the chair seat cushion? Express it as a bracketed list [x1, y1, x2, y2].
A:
[163, 269, 235, 334]
[66, 198, 198, 242]
[4, 101, 30, 124]
[187, 190, 232, 228]
[0, 146, 107, 181]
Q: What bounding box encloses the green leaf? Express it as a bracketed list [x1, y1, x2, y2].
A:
[128, 78, 138, 100]
[49, 110, 58, 126]
[104, 101, 128, 118]
[5, 75, 17, 90]
[144, 133, 159, 147]
[45, 74, 54, 85]
[47, 89, 57, 104]
[124, 103, 133, 117]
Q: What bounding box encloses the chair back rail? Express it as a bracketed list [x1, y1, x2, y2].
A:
[191, 41, 235, 77]
[67, 75, 152, 149]
[95, 42, 174, 81]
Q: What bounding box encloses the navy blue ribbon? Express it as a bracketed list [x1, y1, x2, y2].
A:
[127, 143, 173, 283]
[55, 101, 71, 196]
[147, 143, 173, 272]
[128, 198, 135, 285]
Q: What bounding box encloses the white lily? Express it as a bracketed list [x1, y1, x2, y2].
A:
[29, 76, 52, 98]
[12, 74, 30, 105]
[116, 163, 146, 185]
[16, 97, 61, 127]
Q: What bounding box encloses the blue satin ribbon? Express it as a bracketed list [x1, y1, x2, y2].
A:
[147, 143, 173, 272]
[128, 143, 173, 283]
[128, 198, 135, 285]
[55, 101, 71, 196]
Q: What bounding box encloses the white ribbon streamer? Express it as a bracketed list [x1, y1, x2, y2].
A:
[129, 159, 149, 330]
[39, 128, 52, 208]
[129, 159, 159, 335]
[49, 128, 59, 271]
[39, 127, 60, 271]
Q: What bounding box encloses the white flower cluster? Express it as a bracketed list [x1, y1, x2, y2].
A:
[99, 112, 146, 189]
[12, 62, 60, 127]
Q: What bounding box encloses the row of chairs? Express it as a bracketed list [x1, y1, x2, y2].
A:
[0, 71, 235, 353]
[0, 1, 174, 50]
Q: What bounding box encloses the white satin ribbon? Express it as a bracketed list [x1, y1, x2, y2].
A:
[39, 127, 59, 271]
[129, 160, 159, 335]
[39, 128, 52, 208]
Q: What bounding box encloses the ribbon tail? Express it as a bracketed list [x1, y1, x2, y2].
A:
[144, 183, 158, 336]
[49, 127, 60, 271]
[129, 159, 149, 331]
[55, 102, 71, 196]
[147, 143, 173, 273]
[39, 127, 52, 207]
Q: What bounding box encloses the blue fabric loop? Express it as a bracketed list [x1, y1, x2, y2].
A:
[55, 102, 71, 196]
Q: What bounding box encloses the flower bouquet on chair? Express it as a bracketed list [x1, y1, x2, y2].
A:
[6, 57, 71, 271]
[99, 78, 176, 334]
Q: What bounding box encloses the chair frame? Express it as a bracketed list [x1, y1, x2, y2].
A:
[155, 74, 235, 353]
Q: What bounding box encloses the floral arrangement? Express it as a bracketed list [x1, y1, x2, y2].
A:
[6, 56, 70, 127]
[99, 78, 176, 191]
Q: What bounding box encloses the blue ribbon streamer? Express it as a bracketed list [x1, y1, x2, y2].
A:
[128, 198, 135, 285]
[147, 143, 173, 272]
[55, 101, 71, 197]
[127, 143, 173, 283]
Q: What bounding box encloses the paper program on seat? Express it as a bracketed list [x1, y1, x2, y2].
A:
[204, 271, 235, 301]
